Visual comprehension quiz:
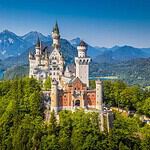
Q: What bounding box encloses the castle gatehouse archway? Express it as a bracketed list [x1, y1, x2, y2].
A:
[75, 100, 80, 107]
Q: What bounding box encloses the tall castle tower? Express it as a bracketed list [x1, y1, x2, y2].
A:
[96, 80, 103, 110]
[75, 41, 91, 87]
[29, 38, 42, 78]
[51, 79, 58, 113]
[35, 37, 41, 64]
[49, 22, 64, 84]
[51, 22, 60, 47]
[96, 80, 104, 131]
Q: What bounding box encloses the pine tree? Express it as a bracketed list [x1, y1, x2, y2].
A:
[44, 76, 51, 90]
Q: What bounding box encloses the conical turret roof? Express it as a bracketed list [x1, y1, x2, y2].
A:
[36, 37, 40, 47]
[79, 40, 87, 47]
[52, 21, 60, 34]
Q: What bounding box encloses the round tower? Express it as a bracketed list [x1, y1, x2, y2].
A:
[29, 51, 34, 78]
[35, 37, 41, 64]
[96, 80, 104, 131]
[64, 66, 71, 77]
[29, 51, 33, 59]
[51, 22, 60, 47]
[77, 40, 87, 57]
[51, 79, 58, 114]
[35, 37, 41, 55]
[96, 80, 103, 110]
[75, 41, 91, 87]
[45, 52, 49, 68]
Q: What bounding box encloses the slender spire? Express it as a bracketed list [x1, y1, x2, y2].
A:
[52, 21, 59, 34]
[36, 37, 40, 47]
[29, 51, 33, 59]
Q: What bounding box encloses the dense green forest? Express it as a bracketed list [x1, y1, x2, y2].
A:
[0, 78, 150, 150]
[90, 58, 150, 86]
[90, 80, 150, 117]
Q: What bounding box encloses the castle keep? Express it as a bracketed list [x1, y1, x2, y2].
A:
[29, 22, 103, 114]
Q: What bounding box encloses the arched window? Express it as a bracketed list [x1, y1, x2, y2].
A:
[75, 100, 80, 106]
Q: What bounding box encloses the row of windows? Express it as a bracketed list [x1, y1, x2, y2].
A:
[49, 72, 60, 76]
[78, 59, 90, 65]
[50, 67, 60, 71]
[60, 100, 95, 105]
[51, 56, 58, 60]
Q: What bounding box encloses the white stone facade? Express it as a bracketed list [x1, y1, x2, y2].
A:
[96, 80, 103, 111]
[29, 23, 64, 85]
[75, 41, 91, 87]
[29, 23, 91, 89]
[29, 24, 110, 130]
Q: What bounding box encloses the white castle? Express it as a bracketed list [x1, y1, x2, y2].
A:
[29, 22, 91, 87]
[29, 22, 113, 132]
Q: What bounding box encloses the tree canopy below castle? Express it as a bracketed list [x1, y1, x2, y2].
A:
[44, 76, 52, 90]
[0, 77, 150, 149]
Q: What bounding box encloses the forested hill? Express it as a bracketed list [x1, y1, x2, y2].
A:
[90, 57, 150, 86]
[111, 58, 150, 86]
[0, 78, 150, 149]
[3, 57, 150, 86]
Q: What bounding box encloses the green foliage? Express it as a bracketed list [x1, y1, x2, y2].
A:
[89, 80, 96, 89]
[137, 98, 150, 117]
[0, 78, 150, 149]
[90, 58, 150, 86]
[103, 80, 147, 112]
[44, 76, 52, 90]
[0, 77, 43, 150]
[104, 113, 142, 150]
[119, 142, 130, 150]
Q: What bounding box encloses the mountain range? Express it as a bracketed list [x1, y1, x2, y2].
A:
[0, 30, 102, 61]
[94, 45, 150, 63]
[1, 30, 150, 63]
[0, 30, 31, 59]
[1, 29, 150, 86]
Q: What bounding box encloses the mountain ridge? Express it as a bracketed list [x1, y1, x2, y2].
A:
[1, 30, 150, 72]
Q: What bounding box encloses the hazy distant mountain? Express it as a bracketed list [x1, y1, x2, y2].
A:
[94, 50, 114, 63]
[141, 48, 150, 55]
[0, 30, 31, 59]
[0, 30, 52, 60]
[70, 37, 81, 46]
[94, 45, 150, 63]
[21, 31, 50, 45]
[94, 46, 108, 52]
[1, 30, 150, 86]
[70, 37, 103, 58]
[1, 38, 77, 69]
[109, 45, 120, 51]
[112, 46, 148, 60]
[1, 29, 150, 78]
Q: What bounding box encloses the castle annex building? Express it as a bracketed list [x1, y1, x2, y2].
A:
[29, 23, 103, 113]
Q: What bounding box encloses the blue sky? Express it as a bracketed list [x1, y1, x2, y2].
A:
[0, 0, 150, 47]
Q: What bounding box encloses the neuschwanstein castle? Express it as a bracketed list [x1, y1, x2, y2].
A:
[29, 22, 103, 114]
